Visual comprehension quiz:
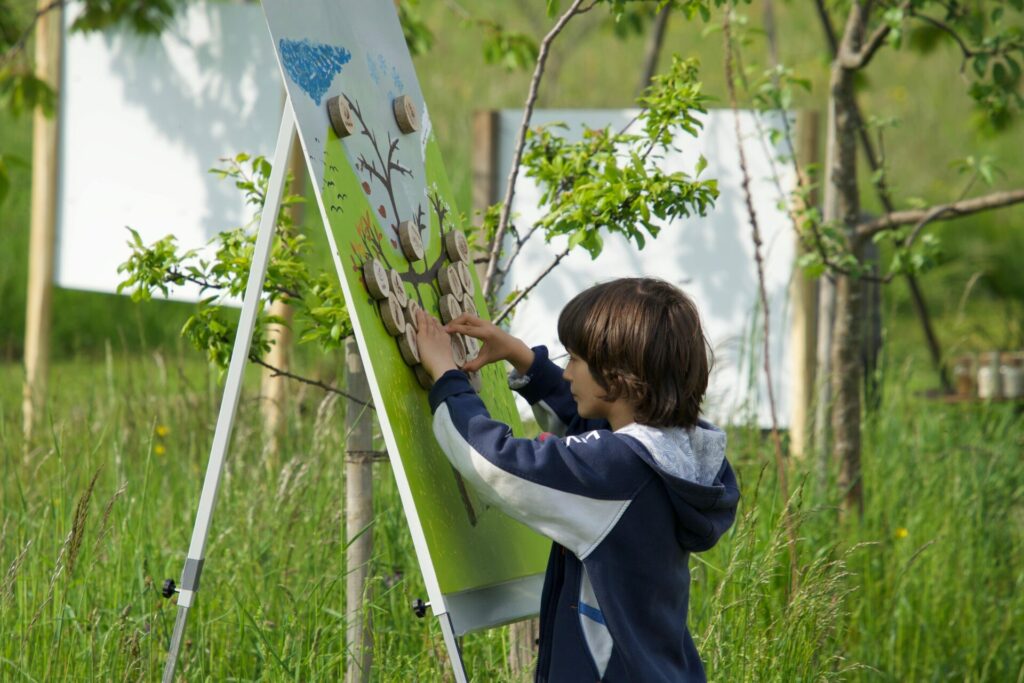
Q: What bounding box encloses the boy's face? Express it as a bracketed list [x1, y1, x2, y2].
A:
[563, 352, 609, 420]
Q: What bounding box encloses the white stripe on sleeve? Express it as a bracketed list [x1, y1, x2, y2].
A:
[433, 404, 630, 559]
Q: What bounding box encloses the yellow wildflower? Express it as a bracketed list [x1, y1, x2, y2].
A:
[895, 527, 909, 540]
[154, 444, 167, 456]
[155, 425, 170, 438]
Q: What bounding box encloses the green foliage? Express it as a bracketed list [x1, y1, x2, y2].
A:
[397, 0, 434, 57]
[517, 55, 718, 259]
[117, 154, 352, 373]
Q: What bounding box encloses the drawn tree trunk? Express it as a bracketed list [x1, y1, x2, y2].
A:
[344, 337, 374, 683]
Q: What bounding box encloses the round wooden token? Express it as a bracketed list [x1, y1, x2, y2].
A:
[456, 261, 473, 293]
[363, 259, 390, 300]
[460, 292, 477, 318]
[463, 335, 480, 361]
[389, 270, 408, 307]
[438, 294, 461, 324]
[403, 299, 421, 332]
[437, 263, 464, 298]
[443, 231, 470, 263]
[451, 335, 468, 368]
[393, 95, 420, 133]
[379, 296, 406, 336]
[398, 326, 420, 366]
[398, 221, 424, 261]
[414, 365, 433, 390]
[327, 95, 356, 138]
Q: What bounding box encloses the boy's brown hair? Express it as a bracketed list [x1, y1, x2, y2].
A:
[557, 277, 711, 429]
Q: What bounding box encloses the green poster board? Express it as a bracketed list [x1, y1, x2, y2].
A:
[259, 0, 549, 626]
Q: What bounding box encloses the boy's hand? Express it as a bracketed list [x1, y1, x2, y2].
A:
[416, 310, 458, 381]
[444, 313, 534, 374]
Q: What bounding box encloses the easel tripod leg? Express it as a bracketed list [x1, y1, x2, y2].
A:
[161, 102, 297, 683]
[439, 612, 470, 683]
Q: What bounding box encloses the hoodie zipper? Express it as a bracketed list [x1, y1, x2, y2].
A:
[535, 545, 566, 682]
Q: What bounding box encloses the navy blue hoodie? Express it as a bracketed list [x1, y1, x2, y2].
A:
[429, 346, 739, 682]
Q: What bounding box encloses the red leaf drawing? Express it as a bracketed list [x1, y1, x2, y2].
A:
[362, 182, 371, 194]
[377, 205, 387, 218]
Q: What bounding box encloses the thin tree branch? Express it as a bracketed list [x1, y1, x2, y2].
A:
[839, 18, 893, 70]
[482, 0, 594, 298]
[635, 4, 671, 97]
[250, 356, 375, 409]
[492, 245, 571, 326]
[166, 267, 302, 301]
[856, 188, 1024, 238]
[0, 0, 63, 70]
[724, 3, 798, 597]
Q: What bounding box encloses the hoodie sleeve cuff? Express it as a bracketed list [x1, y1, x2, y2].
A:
[514, 346, 566, 405]
[428, 369, 476, 414]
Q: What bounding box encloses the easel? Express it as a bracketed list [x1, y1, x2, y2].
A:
[158, 99, 470, 683]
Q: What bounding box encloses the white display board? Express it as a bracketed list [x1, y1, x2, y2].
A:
[56, 1, 282, 302]
[496, 109, 797, 428]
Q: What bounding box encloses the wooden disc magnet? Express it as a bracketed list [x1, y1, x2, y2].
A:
[438, 294, 461, 324]
[443, 230, 470, 263]
[456, 261, 473, 293]
[437, 263, 464, 298]
[463, 335, 480, 361]
[379, 296, 406, 336]
[327, 95, 356, 138]
[414, 365, 433, 390]
[393, 95, 420, 134]
[451, 335, 468, 368]
[460, 292, 477, 318]
[389, 270, 408, 307]
[404, 298, 421, 332]
[398, 221, 424, 261]
[398, 326, 420, 366]
[363, 259, 390, 300]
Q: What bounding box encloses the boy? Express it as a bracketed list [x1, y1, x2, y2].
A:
[416, 277, 739, 682]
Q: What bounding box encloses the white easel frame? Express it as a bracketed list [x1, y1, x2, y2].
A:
[159, 100, 473, 682]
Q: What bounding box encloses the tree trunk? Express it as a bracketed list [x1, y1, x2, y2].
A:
[260, 299, 294, 467]
[508, 619, 540, 679]
[22, 0, 63, 447]
[344, 338, 374, 683]
[828, 6, 867, 517]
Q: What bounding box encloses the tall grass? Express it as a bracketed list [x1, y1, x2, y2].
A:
[1, 348, 1021, 681]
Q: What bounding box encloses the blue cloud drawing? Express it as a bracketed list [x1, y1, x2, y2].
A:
[279, 38, 352, 105]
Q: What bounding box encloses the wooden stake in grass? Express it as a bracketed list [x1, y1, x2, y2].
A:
[344, 338, 374, 683]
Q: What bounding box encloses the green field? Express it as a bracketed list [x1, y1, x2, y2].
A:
[1, 0, 1023, 680]
[1, 352, 1021, 680]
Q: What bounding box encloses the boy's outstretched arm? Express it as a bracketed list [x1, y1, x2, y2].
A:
[417, 312, 646, 555]
[443, 313, 604, 436]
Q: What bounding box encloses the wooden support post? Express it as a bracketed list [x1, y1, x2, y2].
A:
[473, 108, 539, 676]
[22, 0, 63, 444]
[344, 337, 374, 683]
[788, 111, 820, 459]
[260, 129, 305, 463]
[471, 110, 499, 286]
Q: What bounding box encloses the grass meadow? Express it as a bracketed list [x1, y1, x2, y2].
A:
[2, 0, 1023, 680]
[0, 343, 1022, 681]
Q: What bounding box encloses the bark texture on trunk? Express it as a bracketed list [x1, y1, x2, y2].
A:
[508, 618, 540, 679]
[829, 4, 868, 516]
[344, 339, 374, 683]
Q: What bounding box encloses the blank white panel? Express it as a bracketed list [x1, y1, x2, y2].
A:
[495, 109, 798, 428]
[56, 1, 281, 302]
